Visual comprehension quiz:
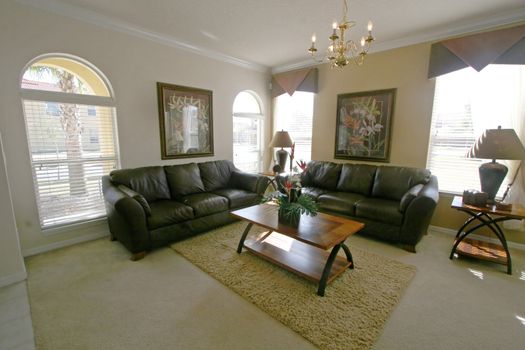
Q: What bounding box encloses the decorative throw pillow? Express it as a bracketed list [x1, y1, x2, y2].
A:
[118, 185, 152, 216]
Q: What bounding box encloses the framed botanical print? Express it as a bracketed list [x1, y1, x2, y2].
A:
[157, 82, 214, 159]
[334, 88, 396, 162]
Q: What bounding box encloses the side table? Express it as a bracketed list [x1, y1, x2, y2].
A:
[258, 171, 279, 192]
[449, 196, 525, 275]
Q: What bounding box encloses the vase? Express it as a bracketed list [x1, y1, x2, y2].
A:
[278, 207, 301, 227]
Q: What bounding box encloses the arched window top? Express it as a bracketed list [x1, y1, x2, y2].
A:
[21, 55, 112, 97]
[233, 91, 262, 115]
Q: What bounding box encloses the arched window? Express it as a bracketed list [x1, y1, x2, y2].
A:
[232, 91, 264, 172]
[20, 54, 120, 229]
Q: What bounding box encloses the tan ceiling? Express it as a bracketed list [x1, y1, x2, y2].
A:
[19, 0, 525, 72]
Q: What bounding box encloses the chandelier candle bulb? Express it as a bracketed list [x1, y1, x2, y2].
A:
[368, 20, 373, 32]
[311, 34, 316, 43]
[361, 37, 365, 47]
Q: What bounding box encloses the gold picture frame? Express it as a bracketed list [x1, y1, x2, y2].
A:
[335, 88, 396, 162]
[157, 82, 214, 159]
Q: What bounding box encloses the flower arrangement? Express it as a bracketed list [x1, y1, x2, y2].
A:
[264, 173, 318, 227]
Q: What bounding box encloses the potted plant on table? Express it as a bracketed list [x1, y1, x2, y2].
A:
[264, 173, 318, 227]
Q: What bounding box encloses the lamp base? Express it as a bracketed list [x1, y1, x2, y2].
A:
[479, 160, 508, 203]
[275, 148, 288, 173]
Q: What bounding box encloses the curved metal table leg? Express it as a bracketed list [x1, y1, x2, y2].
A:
[455, 212, 484, 238]
[341, 242, 354, 269]
[450, 212, 514, 275]
[318, 244, 342, 297]
[237, 223, 253, 254]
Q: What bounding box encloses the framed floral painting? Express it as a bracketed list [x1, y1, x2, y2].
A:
[157, 82, 214, 159]
[334, 88, 396, 162]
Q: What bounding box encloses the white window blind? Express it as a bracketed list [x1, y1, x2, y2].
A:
[427, 65, 525, 197]
[22, 100, 119, 228]
[273, 91, 314, 165]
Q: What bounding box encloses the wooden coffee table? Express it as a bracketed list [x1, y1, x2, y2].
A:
[230, 204, 364, 296]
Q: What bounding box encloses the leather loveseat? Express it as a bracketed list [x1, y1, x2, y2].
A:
[102, 160, 269, 260]
[299, 161, 439, 252]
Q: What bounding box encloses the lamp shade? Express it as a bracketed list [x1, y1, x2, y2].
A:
[466, 127, 525, 160]
[269, 130, 293, 148]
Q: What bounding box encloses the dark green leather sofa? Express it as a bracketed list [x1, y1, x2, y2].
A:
[299, 161, 439, 252]
[102, 160, 269, 260]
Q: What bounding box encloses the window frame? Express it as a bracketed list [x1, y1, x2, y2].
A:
[273, 91, 314, 165]
[232, 91, 264, 173]
[426, 64, 525, 198]
[20, 53, 120, 231]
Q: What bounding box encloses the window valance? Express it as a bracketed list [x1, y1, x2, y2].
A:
[272, 68, 318, 98]
[428, 24, 525, 78]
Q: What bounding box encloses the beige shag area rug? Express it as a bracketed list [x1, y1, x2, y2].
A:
[171, 222, 416, 350]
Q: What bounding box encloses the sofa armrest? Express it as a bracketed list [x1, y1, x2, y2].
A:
[399, 184, 424, 212]
[229, 171, 269, 194]
[399, 175, 439, 245]
[102, 176, 151, 254]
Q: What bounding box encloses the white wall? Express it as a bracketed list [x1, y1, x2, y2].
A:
[0, 0, 270, 254]
[0, 133, 26, 287]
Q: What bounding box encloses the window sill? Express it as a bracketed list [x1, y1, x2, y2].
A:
[42, 216, 107, 236]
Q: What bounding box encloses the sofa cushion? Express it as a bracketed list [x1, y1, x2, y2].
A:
[198, 160, 236, 191]
[317, 192, 366, 216]
[355, 198, 403, 226]
[229, 171, 259, 193]
[301, 161, 342, 190]
[372, 166, 431, 201]
[301, 187, 327, 200]
[164, 163, 205, 197]
[179, 193, 229, 217]
[213, 188, 260, 209]
[118, 185, 152, 216]
[336, 164, 377, 196]
[110, 166, 170, 202]
[147, 200, 194, 230]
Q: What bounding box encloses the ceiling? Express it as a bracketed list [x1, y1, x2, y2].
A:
[19, 0, 525, 72]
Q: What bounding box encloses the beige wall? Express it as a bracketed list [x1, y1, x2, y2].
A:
[0, 133, 26, 287]
[310, 43, 525, 245]
[0, 0, 270, 254]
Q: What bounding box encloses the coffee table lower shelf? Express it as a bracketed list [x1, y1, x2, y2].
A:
[455, 238, 508, 265]
[244, 232, 352, 287]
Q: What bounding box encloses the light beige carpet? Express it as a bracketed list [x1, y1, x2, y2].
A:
[171, 222, 416, 350]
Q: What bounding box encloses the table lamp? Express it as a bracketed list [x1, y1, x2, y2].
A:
[269, 130, 293, 173]
[466, 126, 525, 203]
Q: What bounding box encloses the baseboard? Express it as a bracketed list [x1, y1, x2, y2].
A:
[22, 229, 110, 257]
[428, 225, 525, 252]
[0, 270, 27, 289]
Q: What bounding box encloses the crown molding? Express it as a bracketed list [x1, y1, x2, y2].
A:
[16, 0, 270, 73]
[272, 7, 525, 74]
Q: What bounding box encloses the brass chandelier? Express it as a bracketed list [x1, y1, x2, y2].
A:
[308, 0, 374, 68]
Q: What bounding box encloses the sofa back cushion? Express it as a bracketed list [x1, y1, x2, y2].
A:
[372, 166, 431, 201]
[301, 161, 342, 191]
[336, 164, 377, 196]
[198, 160, 236, 191]
[110, 166, 170, 202]
[164, 163, 205, 197]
